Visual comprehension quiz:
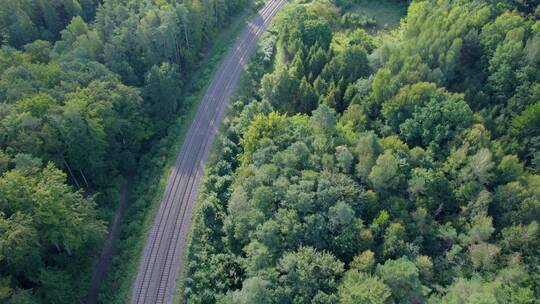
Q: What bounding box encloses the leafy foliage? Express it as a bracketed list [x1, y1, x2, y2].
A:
[186, 0, 540, 303]
[0, 0, 250, 302]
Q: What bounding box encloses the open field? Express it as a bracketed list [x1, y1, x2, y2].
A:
[350, 0, 407, 30]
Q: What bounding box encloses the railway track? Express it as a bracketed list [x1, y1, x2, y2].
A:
[131, 1, 287, 303]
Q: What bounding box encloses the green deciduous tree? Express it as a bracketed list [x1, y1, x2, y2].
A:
[369, 151, 400, 194]
[219, 277, 273, 304]
[144, 62, 182, 134]
[0, 164, 105, 301]
[376, 257, 426, 304]
[338, 270, 391, 304]
[275, 247, 343, 304]
[399, 91, 473, 155]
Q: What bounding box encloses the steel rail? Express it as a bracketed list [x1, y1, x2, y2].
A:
[131, 1, 286, 303]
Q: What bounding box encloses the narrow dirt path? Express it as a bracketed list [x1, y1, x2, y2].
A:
[86, 182, 129, 304]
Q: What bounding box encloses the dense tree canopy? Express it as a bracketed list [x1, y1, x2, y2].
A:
[0, 164, 105, 302]
[0, 0, 250, 302]
[186, 0, 540, 303]
[0, 0, 101, 48]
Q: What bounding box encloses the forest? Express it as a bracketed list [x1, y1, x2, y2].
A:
[0, 0, 250, 303]
[185, 0, 540, 303]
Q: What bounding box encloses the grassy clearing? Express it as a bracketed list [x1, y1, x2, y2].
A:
[350, 0, 407, 30]
[97, 7, 256, 304]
